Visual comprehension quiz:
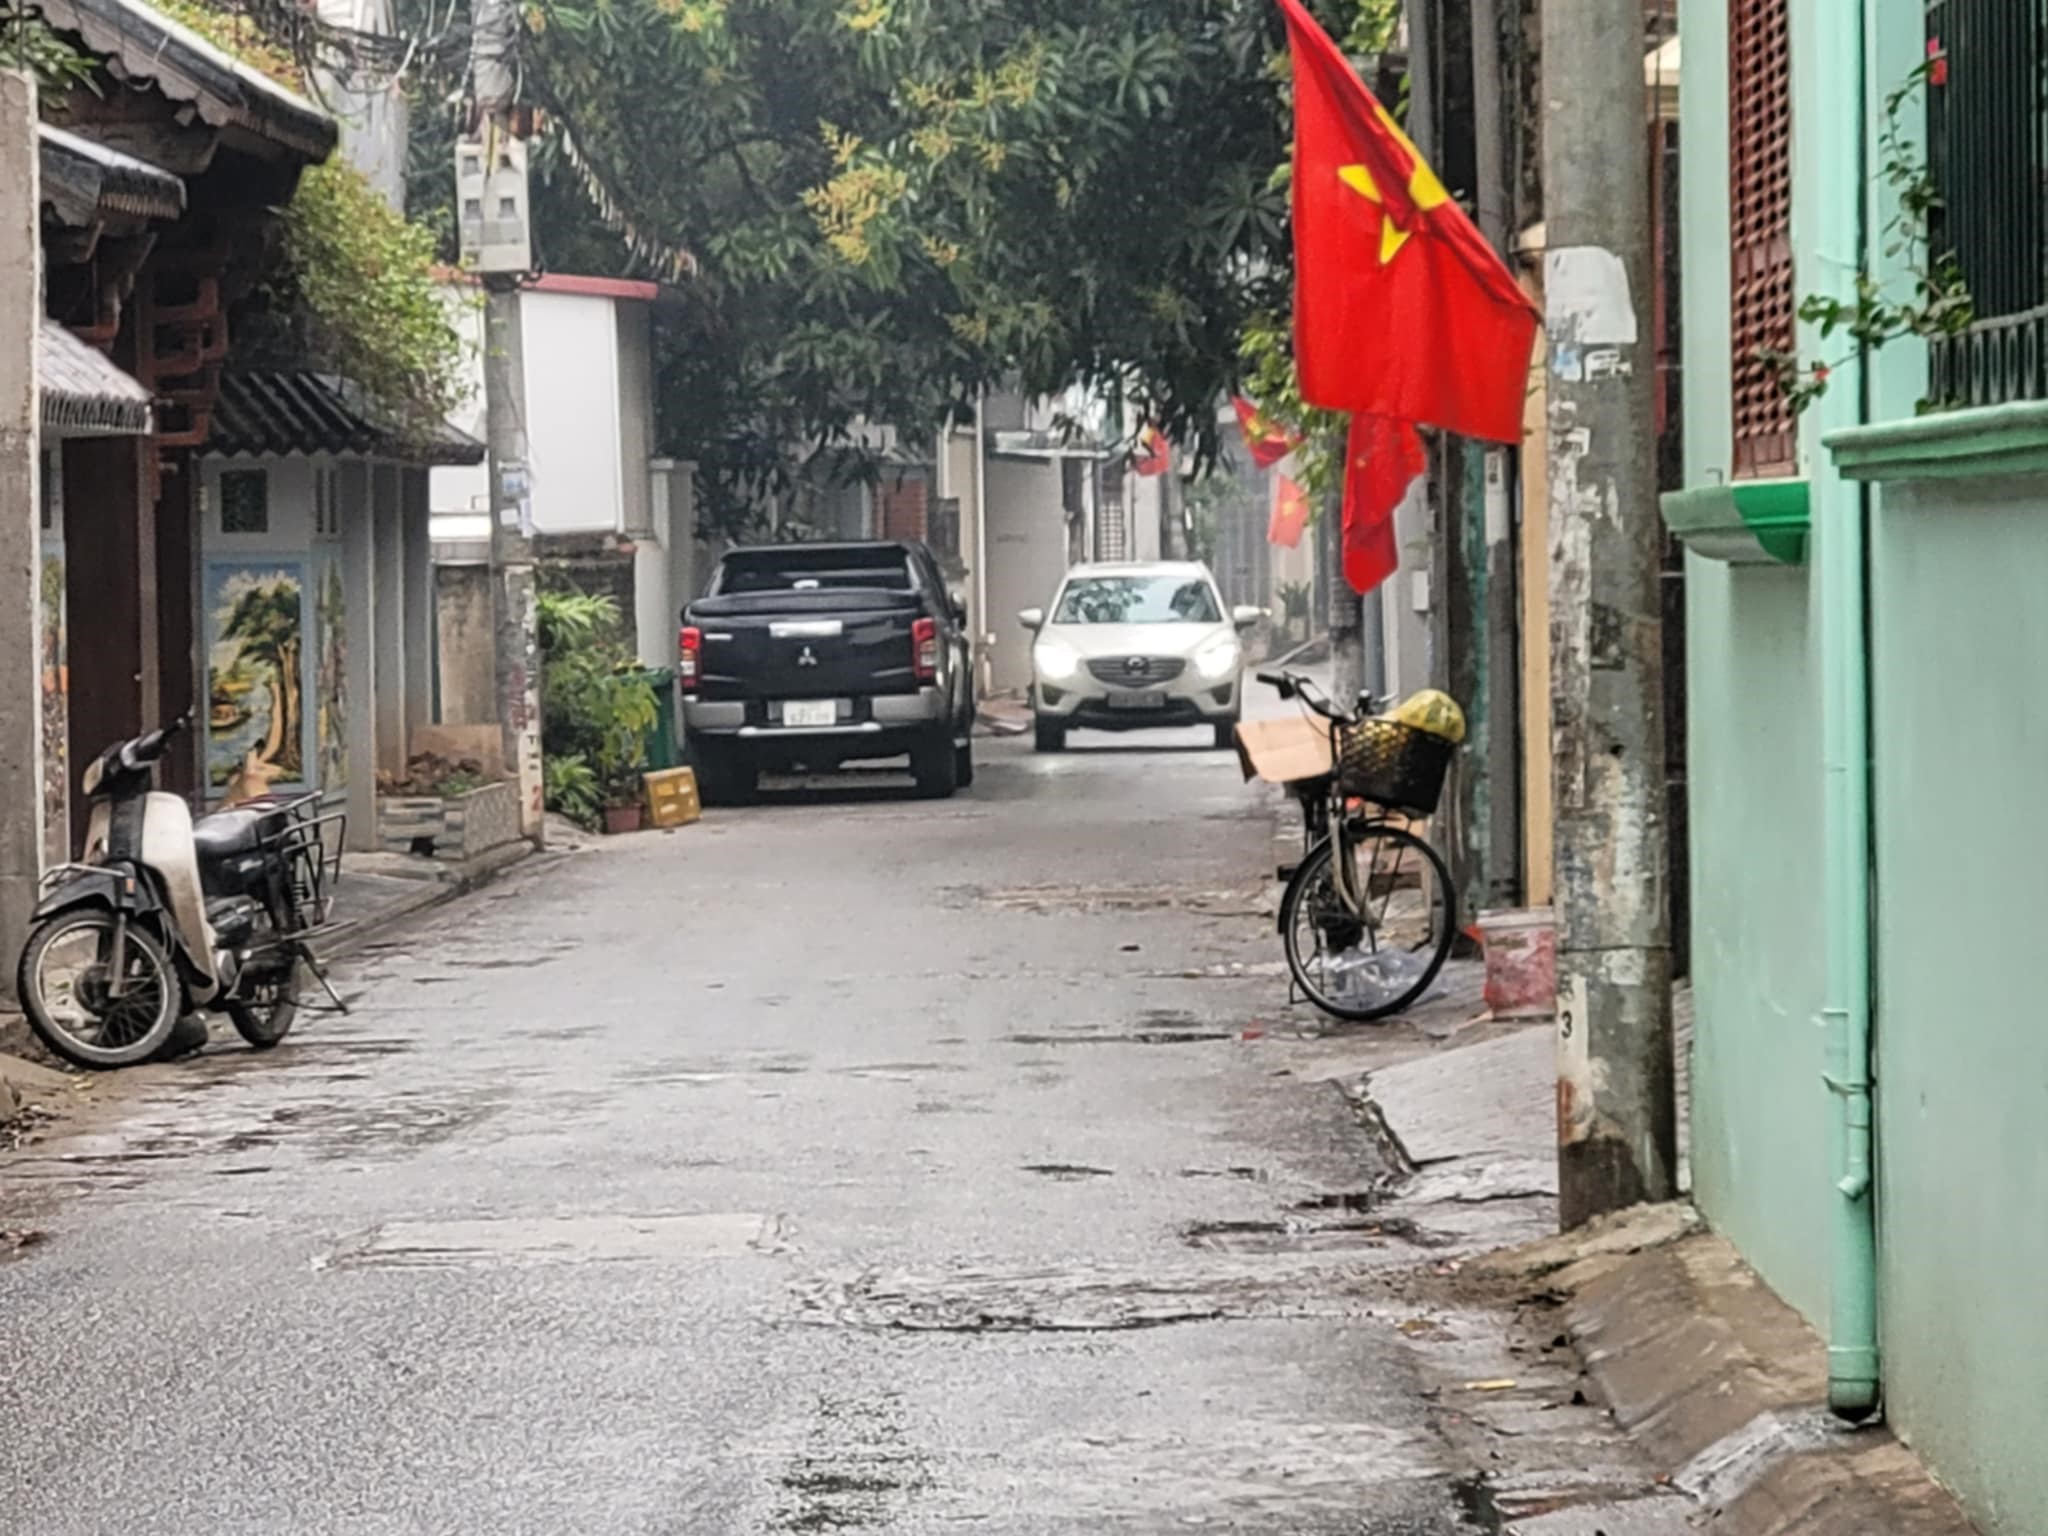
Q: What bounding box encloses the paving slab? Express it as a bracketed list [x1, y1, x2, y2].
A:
[1366, 1020, 1553, 1166]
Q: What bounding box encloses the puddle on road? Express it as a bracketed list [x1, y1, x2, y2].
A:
[1183, 1214, 1442, 1255]
[1003, 1030, 1234, 1046]
[769, 1391, 930, 1534]
[1022, 1163, 1114, 1180]
[789, 1255, 1396, 1334]
[324, 1211, 787, 1271]
[951, 882, 1268, 918]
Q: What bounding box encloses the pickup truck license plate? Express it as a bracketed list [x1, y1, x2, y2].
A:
[1107, 690, 1165, 710]
[781, 699, 837, 728]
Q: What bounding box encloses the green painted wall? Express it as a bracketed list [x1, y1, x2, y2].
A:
[1682, 559, 1833, 1330]
[1675, 0, 1835, 1331]
[1868, 485, 2048, 1536]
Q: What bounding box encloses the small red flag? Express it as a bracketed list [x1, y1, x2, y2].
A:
[1133, 425, 1171, 476]
[1342, 413, 1424, 596]
[1278, 0, 1537, 443]
[1233, 395, 1302, 469]
[1269, 475, 1310, 548]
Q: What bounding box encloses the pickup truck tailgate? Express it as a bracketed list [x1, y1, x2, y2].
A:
[687, 589, 923, 700]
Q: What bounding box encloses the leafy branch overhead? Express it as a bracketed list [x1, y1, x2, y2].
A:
[1762, 59, 1973, 415]
[137, 0, 466, 430]
[272, 160, 471, 431]
[401, 0, 1324, 529]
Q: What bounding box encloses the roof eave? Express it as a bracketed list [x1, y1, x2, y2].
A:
[38, 0, 337, 163]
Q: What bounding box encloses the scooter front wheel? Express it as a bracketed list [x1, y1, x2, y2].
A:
[18, 910, 183, 1068]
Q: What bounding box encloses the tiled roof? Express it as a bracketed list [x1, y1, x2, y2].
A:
[209, 370, 485, 467]
[40, 319, 152, 436]
[39, 124, 185, 226]
[36, 0, 336, 160]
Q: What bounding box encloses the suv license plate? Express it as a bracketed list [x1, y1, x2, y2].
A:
[782, 700, 837, 728]
[1107, 690, 1165, 710]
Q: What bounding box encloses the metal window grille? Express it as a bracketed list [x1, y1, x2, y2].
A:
[1729, 0, 1796, 477]
[1925, 0, 2048, 407]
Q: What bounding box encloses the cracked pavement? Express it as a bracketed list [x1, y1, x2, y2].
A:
[0, 726, 1622, 1534]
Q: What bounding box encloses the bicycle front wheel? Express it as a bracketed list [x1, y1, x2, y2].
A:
[1280, 822, 1456, 1022]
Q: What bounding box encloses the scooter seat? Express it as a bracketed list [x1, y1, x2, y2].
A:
[192, 807, 267, 858]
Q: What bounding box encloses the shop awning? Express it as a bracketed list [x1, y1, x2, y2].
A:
[40, 319, 152, 437]
[209, 370, 485, 467]
[35, 0, 336, 161]
[39, 124, 186, 227]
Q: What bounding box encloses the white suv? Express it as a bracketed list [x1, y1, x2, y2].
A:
[1018, 562, 1261, 752]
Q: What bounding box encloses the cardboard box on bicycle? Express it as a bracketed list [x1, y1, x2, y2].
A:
[1233, 716, 1334, 788]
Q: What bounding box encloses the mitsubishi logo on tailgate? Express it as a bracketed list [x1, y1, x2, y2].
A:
[797, 645, 819, 667]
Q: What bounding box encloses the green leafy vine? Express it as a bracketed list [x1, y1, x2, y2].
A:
[1763, 59, 1974, 415]
[0, 6, 96, 96]
[270, 159, 470, 431]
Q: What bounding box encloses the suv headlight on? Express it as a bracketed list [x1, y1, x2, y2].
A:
[1034, 638, 1083, 682]
[1193, 635, 1241, 681]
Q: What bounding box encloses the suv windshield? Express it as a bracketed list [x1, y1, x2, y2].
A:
[1053, 574, 1221, 625]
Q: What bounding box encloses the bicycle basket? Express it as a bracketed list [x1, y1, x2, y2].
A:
[1335, 719, 1454, 814]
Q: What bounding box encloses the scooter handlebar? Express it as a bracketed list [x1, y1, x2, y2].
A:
[120, 712, 191, 769]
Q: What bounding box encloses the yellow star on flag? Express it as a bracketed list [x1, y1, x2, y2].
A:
[1337, 103, 1451, 265]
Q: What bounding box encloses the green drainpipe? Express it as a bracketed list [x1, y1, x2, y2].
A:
[1821, 0, 1880, 1424]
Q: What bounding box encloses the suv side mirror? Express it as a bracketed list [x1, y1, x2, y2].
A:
[1018, 607, 1045, 631]
[1231, 604, 1266, 630]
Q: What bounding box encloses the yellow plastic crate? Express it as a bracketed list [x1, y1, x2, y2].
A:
[643, 766, 702, 828]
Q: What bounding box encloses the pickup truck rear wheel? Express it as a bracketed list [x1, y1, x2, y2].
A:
[693, 742, 757, 807]
[954, 737, 975, 789]
[911, 729, 960, 799]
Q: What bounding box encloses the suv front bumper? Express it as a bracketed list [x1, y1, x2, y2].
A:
[1034, 675, 1239, 729]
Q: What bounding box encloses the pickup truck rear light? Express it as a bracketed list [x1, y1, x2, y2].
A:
[678, 625, 702, 687]
[912, 617, 938, 681]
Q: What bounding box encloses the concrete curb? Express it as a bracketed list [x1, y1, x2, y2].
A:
[1485, 1206, 1975, 1535]
[317, 841, 550, 965]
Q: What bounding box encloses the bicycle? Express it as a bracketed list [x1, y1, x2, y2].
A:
[1256, 669, 1458, 1022]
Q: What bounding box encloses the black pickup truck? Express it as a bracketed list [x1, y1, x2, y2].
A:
[679, 541, 976, 803]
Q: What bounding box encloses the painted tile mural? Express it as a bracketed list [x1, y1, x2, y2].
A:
[315, 553, 347, 793]
[40, 548, 66, 868]
[206, 562, 308, 795]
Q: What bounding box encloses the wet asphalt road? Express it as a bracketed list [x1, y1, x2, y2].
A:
[0, 727, 1486, 1535]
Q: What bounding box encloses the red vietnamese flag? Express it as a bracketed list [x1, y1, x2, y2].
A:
[1133, 424, 1171, 476]
[1233, 395, 1302, 469]
[1269, 475, 1310, 548]
[1342, 414, 1424, 593]
[1278, 0, 1537, 592]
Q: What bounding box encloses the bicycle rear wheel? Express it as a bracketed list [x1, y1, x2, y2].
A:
[1280, 821, 1456, 1022]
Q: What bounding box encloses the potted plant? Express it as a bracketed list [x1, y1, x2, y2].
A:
[537, 589, 660, 833]
[601, 770, 646, 835]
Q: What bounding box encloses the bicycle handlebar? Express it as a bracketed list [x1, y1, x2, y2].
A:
[1256, 668, 1369, 727]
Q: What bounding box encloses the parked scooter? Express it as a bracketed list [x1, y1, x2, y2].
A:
[16, 715, 347, 1069]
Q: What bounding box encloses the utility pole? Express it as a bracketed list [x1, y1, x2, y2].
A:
[466, 0, 544, 846]
[1541, 0, 1676, 1224]
[1322, 495, 1363, 703]
[0, 71, 43, 1004]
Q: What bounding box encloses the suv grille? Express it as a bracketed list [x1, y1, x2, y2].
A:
[1086, 656, 1186, 685]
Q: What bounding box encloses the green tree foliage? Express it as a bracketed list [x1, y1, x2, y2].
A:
[123, 0, 464, 430]
[395, 0, 1372, 532]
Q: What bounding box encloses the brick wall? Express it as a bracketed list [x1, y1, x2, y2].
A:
[879, 473, 928, 543]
